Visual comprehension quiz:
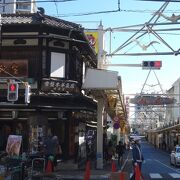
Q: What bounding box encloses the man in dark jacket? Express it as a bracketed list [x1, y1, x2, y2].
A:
[116, 141, 125, 166]
[130, 136, 144, 180]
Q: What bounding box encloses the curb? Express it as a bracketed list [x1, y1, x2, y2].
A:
[55, 174, 110, 180]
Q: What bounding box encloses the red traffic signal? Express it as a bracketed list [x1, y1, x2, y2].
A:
[142, 61, 162, 69]
[7, 82, 19, 101]
[9, 84, 17, 91]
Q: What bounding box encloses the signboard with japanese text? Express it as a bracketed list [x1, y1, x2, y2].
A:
[0, 59, 28, 77]
[41, 79, 80, 93]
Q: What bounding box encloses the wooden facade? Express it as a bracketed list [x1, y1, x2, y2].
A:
[0, 12, 97, 163]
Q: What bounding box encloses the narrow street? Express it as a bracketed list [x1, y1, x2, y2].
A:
[123, 140, 180, 179]
[43, 140, 180, 180]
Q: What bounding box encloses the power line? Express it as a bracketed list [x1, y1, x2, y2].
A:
[55, 9, 121, 17]
[0, 0, 77, 5]
[54, 0, 121, 17]
[138, 0, 180, 2]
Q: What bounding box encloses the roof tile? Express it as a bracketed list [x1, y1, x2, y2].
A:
[1, 13, 82, 30]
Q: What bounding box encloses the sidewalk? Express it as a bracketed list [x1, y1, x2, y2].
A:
[48, 150, 130, 180]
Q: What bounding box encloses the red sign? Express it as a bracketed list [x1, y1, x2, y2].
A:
[9, 84, 16, 91]
[113, 116, 119, 123]
[130, 95, 176, 105]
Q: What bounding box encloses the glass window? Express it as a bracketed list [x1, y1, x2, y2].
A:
[50, 52, 66, 78]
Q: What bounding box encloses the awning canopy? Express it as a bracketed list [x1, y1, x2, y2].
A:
[82, 68, 127, 122]
[0, 93, 97, 112]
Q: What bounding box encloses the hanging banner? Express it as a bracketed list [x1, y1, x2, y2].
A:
[130, 95, 176, 105]
[85, 31, 99, 54]
[108, 96, 117, 109]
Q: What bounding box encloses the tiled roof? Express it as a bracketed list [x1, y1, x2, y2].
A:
[1, 13, 82, 31]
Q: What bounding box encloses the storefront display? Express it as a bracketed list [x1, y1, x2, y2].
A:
[6, 135, 22, 156]
[29, 125, 45, 153]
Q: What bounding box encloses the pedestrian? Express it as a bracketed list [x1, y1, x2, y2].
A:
[130, 136, 144, 180]
[116, 140, 125, 166]
[52, 135, 61, 169]
[43, 135, 59, 171]
[107, 140, 115, 163]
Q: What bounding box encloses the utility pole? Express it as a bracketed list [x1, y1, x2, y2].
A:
[96, 21, 104, 170]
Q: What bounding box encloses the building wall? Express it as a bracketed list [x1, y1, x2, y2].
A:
[166, 77, 180, 124]
[0, 0, 36, 14]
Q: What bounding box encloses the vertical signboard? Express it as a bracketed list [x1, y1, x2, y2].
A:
[85, 31, 99, 54]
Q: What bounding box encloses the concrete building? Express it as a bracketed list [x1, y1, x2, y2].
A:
[0, 0, 36, 14]
[166, 77, 180, 125]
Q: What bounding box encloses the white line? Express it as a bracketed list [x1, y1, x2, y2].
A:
[130, 173, 133, 178]
[149, 173, 163, 178]
[155, 159, 180, 173]
[169, 173, 180, 178]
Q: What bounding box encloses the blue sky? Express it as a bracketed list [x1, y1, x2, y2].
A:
[38, 0, 180, 95]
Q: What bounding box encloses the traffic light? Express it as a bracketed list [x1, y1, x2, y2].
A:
[142, 61, 162, 69]
[7, 82, 19, 101]
[25, 83, 31, 104]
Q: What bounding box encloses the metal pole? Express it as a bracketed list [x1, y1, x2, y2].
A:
[96, 22, 104, 169]
[103, 63, 142, 67]
[140, 69, 152, 94]
[96, 97, 104, 169]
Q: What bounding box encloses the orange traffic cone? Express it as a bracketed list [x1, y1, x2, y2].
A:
[135, 165, 141, 180]
[84, 160, 91, 180]
[111, 160, 117, 172]
[46, 160, 53, 174]
[119, 171, 125, 180]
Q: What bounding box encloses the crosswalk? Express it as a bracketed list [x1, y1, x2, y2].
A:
[130, 172, 180, 179]
[55, 173, 180, 180]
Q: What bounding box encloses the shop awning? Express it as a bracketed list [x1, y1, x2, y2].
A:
[82, 68, 127, 122]
[0, 93, 97, 112]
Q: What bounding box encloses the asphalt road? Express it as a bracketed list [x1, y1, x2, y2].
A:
[123, 140, 180, 179]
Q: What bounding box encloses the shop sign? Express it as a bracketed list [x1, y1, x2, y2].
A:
[41, 79, 80, 93]
[0, 59, 28, 77]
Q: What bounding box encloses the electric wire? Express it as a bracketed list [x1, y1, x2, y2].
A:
[0, 0, 76, 5]
[54, 0, 59, 16]
[138, 0, 180, 2]
[0, 67, 26, 84]
[0, 0, 180, 17]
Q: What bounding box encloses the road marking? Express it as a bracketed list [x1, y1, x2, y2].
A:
[149, 173, 163, 178]
[155, 159, 180, 173]
[130, 173, 133, 178]
[169, 173, 180, 178]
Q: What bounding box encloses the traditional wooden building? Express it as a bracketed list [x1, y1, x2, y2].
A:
[0, 12, 97, 162]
